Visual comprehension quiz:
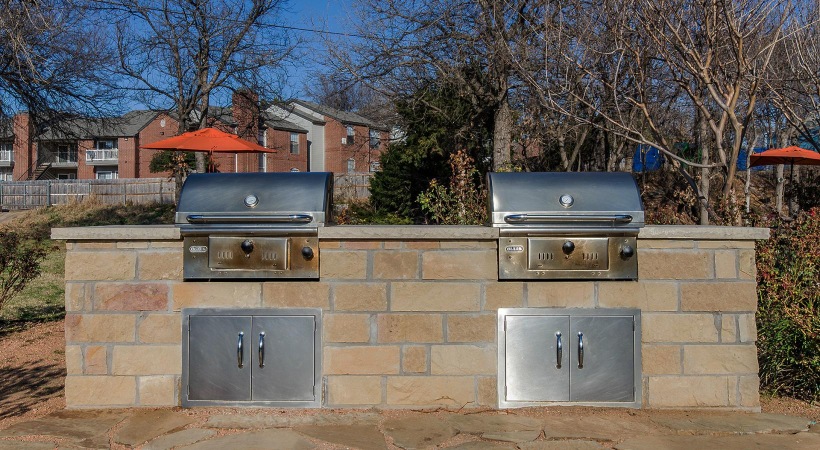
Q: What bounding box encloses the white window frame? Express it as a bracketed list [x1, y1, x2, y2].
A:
[347, 158, 356, 173]
[345, 125, 354, 145]
[57, 173, 77, 180]
[290, 132, 299, 154]
[0, 141, 12, 163]
[95, 169, 118, 180]
[369, 129, 380, 148]
[0, 168, 12, 182]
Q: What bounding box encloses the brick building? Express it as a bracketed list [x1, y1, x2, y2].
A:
[267, 100, 389, 174]
[1, 92, 310, 181]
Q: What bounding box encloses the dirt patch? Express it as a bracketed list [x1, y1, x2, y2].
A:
[761, 395, 820, 422]
[0, 320, 65, 430]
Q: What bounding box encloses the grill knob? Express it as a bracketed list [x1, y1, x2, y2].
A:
[562, 241, 575, 255]
[240, 239, 254, 256]
[620, 244, 635, 259]
[301, 246, 315, 260]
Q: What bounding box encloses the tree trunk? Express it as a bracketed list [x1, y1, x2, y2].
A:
[493, 100, 511, 171]
[699, 118, 710, 225]
[558, 135, 568, 170]
[195, 96, 209, 173]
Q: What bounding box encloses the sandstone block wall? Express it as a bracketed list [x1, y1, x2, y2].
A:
[61, 229, 762, 410]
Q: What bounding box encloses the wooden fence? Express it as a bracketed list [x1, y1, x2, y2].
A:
[334, 173, 373, 200]
[0, 178, 176, 210]
[0, 174, 373, 210]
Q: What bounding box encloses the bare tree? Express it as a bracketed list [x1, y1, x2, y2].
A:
[329, 0, 544, 171]
[0, 0, 119, 121]
[99, 0, 296, 172]
[521, 0, 790, 223]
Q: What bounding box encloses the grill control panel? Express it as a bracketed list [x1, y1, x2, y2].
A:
[183, 236, 319, 280]
[499, 236, 637, 280]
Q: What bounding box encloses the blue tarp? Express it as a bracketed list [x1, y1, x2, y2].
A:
[632, 145, 664, 172]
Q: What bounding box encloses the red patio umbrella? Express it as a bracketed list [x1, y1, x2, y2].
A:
[141, 127, 274, 153]
[749, 146, 820, 167]
[141, 127, 274, 172]
[749, 146, 820, 213]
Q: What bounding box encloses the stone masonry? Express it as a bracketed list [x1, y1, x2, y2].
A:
[54, 225, 767, 410]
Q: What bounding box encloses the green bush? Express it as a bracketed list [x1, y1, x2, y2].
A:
[0, 231, 47, 315]
[756, 209, 820, 402]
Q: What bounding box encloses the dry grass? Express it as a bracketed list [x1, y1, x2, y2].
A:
[0, 199, 174, 327]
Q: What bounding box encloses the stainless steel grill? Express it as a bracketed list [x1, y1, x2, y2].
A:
[176, 172, 333, 280]
[488, 172, 644, 280]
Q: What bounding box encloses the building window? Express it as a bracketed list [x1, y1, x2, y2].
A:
[0, 142, 12, 163]
[57, 173, 77, 180]
[369, 129, 380, 148]
[347, 158, 355, 173]
[95, 139, 116, 150]
[345, 125, 354, 145]
[370, 161, 381, 172]
[290, 132, 299, 154]
[0, 168, 12, 182]
[57, 144, 78, 163]
[96, 169, 118, 180]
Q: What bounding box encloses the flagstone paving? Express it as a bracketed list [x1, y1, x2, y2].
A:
[382, 416, 457, 449]
[114, 410, 195, 446]
[142, 429, 215, 450]
[295, 425, 388, 450]
[647, 411, 811, 434]
[517, 440, 606, 449]
[0, 408, 815, 449]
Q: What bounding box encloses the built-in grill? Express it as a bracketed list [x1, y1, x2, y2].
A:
[488, 172, 644, 280]
[176, 172, 333, 280]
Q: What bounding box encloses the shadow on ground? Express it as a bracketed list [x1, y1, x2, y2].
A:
[0, 359, 65, 420]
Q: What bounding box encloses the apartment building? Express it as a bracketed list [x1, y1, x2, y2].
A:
[267, 100, 389, 174]
[2, 93, 309, 181]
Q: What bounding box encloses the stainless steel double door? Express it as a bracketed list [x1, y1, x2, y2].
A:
[187, 315, 316, 402]
[504, 314, 635, 402]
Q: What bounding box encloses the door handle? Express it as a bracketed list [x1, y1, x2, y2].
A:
[577, 331, 584, 369]
[237, 332, 244, 368]
[556, 332, 563, 369]
[258, 332, 266, 368]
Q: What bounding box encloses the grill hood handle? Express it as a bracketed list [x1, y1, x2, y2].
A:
[503, 214, 633, 225]
[186, 214, 313, 224]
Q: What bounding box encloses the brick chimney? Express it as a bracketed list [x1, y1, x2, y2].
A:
[12, 113, 34, 180]
[232, 89, 260, 144]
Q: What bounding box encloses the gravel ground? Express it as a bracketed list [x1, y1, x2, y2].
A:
[0, 318, 817, 437]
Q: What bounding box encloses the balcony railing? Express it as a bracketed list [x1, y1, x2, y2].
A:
[86, 148, 119, 165]
[0, 150, 13, 166]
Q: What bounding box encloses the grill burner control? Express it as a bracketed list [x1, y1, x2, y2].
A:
[562, 241, 575, 255]
[559, 194, 574, 208]
[619, 244, 635, 259]
[301, 246, 315, 260]
[241, 239, 254, 257]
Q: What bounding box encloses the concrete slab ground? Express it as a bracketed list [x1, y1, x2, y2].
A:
[0, 408, 815, 449]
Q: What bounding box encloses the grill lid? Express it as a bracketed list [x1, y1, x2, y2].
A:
[487, 172, 644, 231]
[175, 172, 333, 229]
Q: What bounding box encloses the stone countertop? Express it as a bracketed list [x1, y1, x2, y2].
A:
[51, 224, 770, 241]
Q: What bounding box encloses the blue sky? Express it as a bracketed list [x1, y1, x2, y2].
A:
[283, 0, 353, 99]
